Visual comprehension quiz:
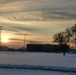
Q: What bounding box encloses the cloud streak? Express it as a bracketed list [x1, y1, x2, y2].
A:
[0, 0, 76, 21]
[6, 10, 76, 21]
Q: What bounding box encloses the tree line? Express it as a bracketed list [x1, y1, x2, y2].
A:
[53, 24, 76, 45]
[53, 24, 76, 55]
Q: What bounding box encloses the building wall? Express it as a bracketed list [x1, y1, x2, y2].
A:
[26, 44, 69, 52]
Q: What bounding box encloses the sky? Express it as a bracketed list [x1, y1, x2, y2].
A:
[0, 0, 76, 48]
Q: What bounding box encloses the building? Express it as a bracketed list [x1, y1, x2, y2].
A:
[0, 46, 9, 51]
[26, 44, 69, 52]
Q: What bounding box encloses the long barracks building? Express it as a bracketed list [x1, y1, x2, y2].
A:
[26, 44, 69, 52]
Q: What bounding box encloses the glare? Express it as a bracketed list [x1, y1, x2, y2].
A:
[2, 37, 9, 43]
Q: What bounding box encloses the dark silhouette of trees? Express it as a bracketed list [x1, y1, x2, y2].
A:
[53, 24, 76, 44]
[70, 24, 76, 45]
[53, 32, 67, 44]
[65, 28, 72, 42]
[53, 24, 76, 55]
[53, 32, 69, 56]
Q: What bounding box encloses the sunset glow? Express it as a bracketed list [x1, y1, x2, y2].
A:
[2, 37, 9, 43]
[0, 0, 76, 48]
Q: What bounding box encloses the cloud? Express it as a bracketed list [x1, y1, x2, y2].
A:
[0, 0, 19, 3]
[0, 0, 32, 3]
[1, 10, 75, 22]
[0, 0, 76, 21]
[0, 0, 76, 12]
[0, 20, 45, 36]
[9, 38, 23, 41]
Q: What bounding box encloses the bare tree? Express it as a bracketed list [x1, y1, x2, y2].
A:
[53, 24, 76, 55]
[53, 32, 67, 44]
[71, 24, 76, 42]
[53, 32, 69, 55]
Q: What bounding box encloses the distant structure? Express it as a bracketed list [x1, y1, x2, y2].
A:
[26, 44, 69, 52]
[0, 46, 9, 51]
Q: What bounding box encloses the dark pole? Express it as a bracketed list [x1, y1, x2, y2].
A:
[24, 34, 26, 49]
[23, 34, 30, 51]
[24, 34, 28, 50]
[0, 26, 2, 47]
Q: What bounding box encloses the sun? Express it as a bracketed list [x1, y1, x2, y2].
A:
[2, 37, 9, 43]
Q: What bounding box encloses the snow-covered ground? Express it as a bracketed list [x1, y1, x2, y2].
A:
[0, 52, 76, 68]
[0, 68, 73, 75]
[0, 52, 76, 75]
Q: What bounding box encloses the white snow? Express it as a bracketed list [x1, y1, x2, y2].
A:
[0, 64, 76, 72]
[0, 52, 76, 68]
[0, 52, 76, 75]
[0, 68, 73, 75]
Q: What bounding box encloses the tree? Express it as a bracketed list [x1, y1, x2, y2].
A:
[69, 24, 76, 49]
[70, 24, 76, 44]
[53, 32, 69, 56]
[53, 24, 76, 54]
[65, 28, 72, 42]
[53, 32, 67, 44]
[53, 24, 76, 45]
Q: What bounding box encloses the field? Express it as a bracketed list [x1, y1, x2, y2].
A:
[0, 52, 76, 75]
[0, 68, 73, 75]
